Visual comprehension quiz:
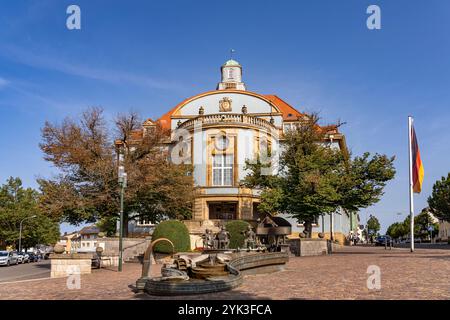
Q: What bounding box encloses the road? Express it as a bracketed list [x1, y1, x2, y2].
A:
[0, 260, 50, 283]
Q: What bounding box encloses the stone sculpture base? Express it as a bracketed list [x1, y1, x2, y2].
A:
[287, 238, 329, 256]
[49, 253, 93, 278]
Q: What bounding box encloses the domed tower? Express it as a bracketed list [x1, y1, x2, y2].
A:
[217, 59, 246, 91]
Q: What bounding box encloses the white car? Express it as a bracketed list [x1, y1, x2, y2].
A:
[17, 252, 30, 263]
[0, 251, 19, 266]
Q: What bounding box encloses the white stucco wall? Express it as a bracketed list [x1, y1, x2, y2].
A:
[178, 92, 277, 116]
[237, 129, 254, 181]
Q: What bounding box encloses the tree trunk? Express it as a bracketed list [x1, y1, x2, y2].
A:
[304, 220, 313, 238]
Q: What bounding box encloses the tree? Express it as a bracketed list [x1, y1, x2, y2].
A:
[386, 222, 403, 240]
[0, 177, 60, 250]
[414, 208, 439, 240]
[428, 173, 450, 222]
[243, 114, 396, 237]
[367, 215, 380, 237]
[387, 209, 440, 242]
[38, 107, 194, 235]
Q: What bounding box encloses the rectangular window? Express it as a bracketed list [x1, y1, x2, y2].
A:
[212, 154, 233, 186]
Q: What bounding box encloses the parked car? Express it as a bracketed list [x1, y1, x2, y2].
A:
[23, 253, 30, 263]
[375, 235, 392, 246]
[0, 251, 19, 266]
[17, 252, 30, 263]
[27, 252, 39, 262]
[14, 252, 23, 264]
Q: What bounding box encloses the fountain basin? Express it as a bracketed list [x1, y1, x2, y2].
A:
[143, 251, 288, 296]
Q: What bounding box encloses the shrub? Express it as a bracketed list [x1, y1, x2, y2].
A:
[151, 220, 191, 253]
[226, 220, 251, 249]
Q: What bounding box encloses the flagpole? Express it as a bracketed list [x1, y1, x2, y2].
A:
[408, 116, 415, 252]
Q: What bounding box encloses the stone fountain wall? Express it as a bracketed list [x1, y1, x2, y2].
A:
[287, 238, 329, 256]
[49, 253, 93, 278]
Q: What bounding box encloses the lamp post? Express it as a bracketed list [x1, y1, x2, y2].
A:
[118, 151, 127, 272]
[19, 215, 37, 253]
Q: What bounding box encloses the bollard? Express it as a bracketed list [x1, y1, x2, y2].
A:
[96, 246, 104, 269]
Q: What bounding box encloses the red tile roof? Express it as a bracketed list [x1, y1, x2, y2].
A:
[263, 95, 303, 121]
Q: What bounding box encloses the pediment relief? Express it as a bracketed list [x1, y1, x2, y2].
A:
[219, 97, 232, 112]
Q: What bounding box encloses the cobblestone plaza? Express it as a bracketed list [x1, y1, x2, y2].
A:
[1, 246, 449, 300]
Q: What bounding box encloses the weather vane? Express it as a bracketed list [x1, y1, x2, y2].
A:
[230, 48, 235, 59]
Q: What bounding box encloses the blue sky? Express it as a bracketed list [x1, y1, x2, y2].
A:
[1, 0, 449, 234]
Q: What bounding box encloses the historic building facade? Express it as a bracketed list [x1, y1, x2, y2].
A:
[123, 59, 354, 245]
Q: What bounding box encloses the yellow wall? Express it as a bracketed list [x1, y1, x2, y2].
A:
[287, 231, 348, 245]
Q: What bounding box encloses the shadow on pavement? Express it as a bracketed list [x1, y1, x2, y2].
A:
[129, 284, 275, 300]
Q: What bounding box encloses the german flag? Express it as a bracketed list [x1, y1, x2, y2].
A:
[411, 125, 424, 193]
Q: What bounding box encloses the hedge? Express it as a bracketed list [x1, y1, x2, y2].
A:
[226, 220, 251, 249]
[151, 220, 191, 253]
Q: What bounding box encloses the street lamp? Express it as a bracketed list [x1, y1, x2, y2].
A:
[19, 215, 37, 253]
[118, 150, 127, 272]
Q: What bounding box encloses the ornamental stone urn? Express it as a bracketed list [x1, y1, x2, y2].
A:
[53, 244, 65, 254]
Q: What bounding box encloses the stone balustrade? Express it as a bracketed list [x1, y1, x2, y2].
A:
[177, 113, 277, 132]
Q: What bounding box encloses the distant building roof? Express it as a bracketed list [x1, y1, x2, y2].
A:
[79, 226, 100, 235]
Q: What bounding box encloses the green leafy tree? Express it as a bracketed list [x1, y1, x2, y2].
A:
[428, 173, 450, 222]
[367, 215, 381, 238]
[38, 108, 195, 235]
[0, 177, 60, 250]
[388, 209, 439, 242]
[401, 215, 415, 238]
[243, 114, 396, 237]
[414, 208, 439, 240]
[386, 222, 404, 240]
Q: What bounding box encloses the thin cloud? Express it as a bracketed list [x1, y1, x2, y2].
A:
[0, 44, 186, 92]
[0, 77, 9, 89]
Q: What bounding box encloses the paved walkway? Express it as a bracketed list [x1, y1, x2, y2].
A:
[0, 246, 449, 300]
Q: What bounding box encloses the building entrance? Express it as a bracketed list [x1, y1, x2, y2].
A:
[208, 202, 237, 220]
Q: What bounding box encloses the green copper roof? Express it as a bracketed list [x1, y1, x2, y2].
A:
[223, 59, 240, 66]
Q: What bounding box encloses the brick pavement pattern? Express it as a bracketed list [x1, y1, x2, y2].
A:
[1, 246, 449, 300]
